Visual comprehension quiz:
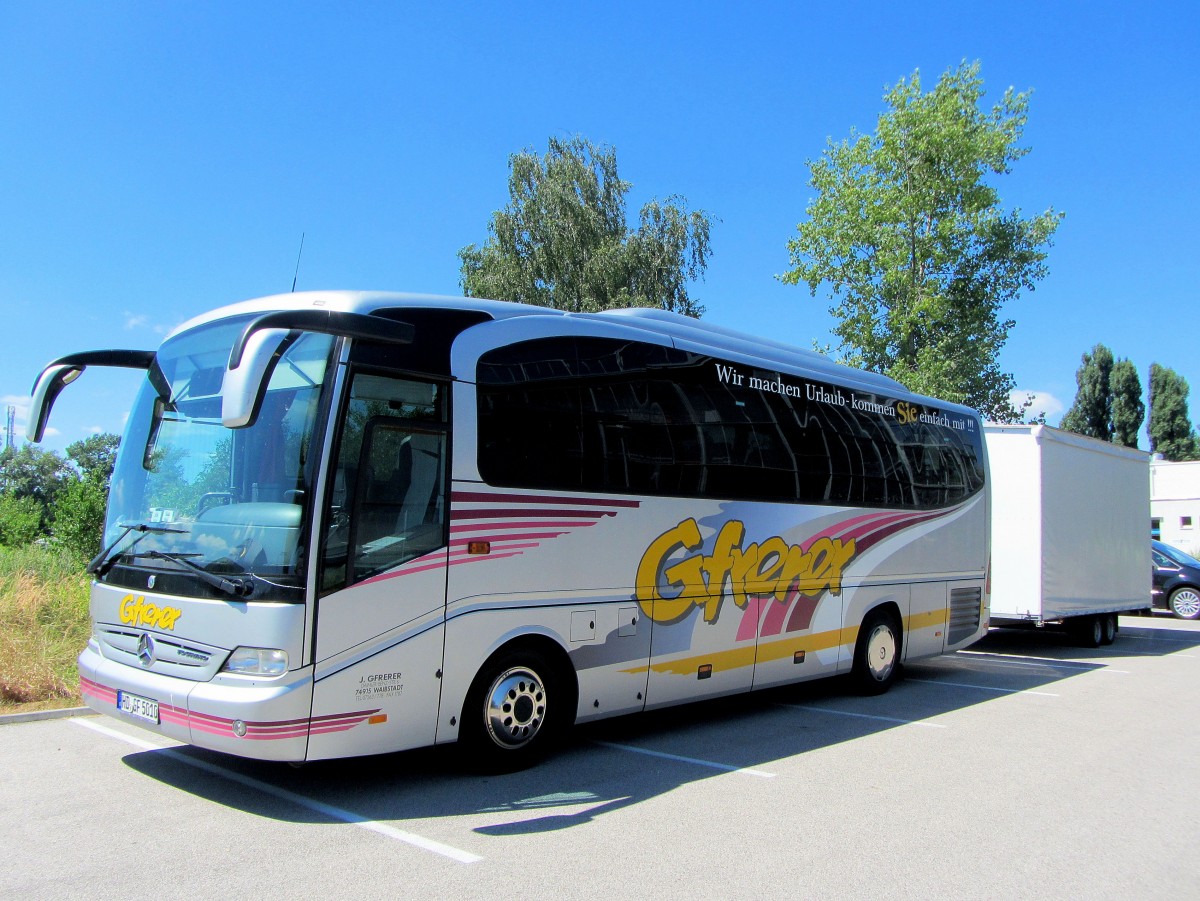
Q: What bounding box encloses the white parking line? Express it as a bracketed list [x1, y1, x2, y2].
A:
[1115, 631, 1200, 645]
[72, 718, 482, 864]
[907, 678, 1059, 697]
[775, 703, 946, 728]
[957, 651, 1130, 674]
[75, 717, 166, 751]
[593, 740, 777, 778]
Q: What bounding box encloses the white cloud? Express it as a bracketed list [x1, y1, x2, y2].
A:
[1010, 389, 1065, 422]
[122, 310, 183, 336]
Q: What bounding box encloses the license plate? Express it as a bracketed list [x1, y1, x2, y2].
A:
[116, 690, 160, 724]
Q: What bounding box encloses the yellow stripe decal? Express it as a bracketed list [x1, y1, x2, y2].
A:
[618, 607, 951, 676]
[905, 608, 947, 632]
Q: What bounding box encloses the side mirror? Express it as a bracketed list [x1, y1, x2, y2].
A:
[27, 364, 83, 443]
[221, 328, 292, 429]
[27, 350, 154, 443]
[222, 309, 415, 429]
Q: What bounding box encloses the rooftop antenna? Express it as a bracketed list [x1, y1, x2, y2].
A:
[291, 232, 306, 292]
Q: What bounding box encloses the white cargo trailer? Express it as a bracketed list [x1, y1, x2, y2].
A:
[985, 424, 1151, 645]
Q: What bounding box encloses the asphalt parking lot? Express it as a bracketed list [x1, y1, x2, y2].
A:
[2, 615, 1196, 900]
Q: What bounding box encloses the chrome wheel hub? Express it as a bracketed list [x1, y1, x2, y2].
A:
[865, 623, 897, 682]
[484, 666, 546, 749]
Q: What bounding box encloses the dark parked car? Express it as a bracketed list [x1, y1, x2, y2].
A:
[1152, 540, 1200, 620]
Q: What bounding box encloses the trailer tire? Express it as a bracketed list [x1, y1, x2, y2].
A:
[1072, 615, 1103, 648]
[460, 646, 568, 772]
[851, 609, 901, 696]
[1100, 614, 1117, 645]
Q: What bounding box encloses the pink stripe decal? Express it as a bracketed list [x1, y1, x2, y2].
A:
[449, 530, 569, 545]
[731, 505, 962, 639]
[453, 490, 640, 508]
[453, 507, 617, 521]
[854, 514, 944, 553]
[451, 520, 598, 533]
[735, 596, 768, 642]
[84, 676, 379, 742]
[81, 677, 118, 706]
[839, 511, 918, 542]
[759, 594, 792, 637]
[784, 592, 821, 633]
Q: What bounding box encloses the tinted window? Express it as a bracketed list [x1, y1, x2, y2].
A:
[477, 337, 984, 509]
[351, 308, 492, 376]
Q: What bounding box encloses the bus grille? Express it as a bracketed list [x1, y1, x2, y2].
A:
[948, 588, 982, 644]
[96, 625, 223, 680]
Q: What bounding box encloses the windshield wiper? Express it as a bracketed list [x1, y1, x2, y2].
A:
[88, 522, 188, 577]
[134, 550, 255, 599]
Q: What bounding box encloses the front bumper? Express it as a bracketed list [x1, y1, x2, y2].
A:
[78, 642, 315, 762]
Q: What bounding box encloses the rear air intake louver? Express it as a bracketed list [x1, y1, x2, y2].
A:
[948, 587, 982, 644]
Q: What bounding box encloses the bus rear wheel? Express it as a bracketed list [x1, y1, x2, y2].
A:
[462, 647, 565, 772]
[851, 610, 901, 696]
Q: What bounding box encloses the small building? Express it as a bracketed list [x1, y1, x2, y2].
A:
[1151, 459, 1200, 556]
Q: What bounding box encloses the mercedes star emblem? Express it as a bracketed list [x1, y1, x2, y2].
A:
[136, 632, 156, 667]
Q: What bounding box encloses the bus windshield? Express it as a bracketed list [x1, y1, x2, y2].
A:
[100, 317, 335, 602]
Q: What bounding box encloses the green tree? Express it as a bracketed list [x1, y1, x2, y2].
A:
[1059, 346, 1145, 448]
[1110, 359, 1144, 449]
[459, 136, 714, 316]
[780, 61, 1063, 421]
[66, 434, 120, 484]
[1059, 344, 1115, 441]
[1148, 364, 1199, 460]
[50, 477, 108, 561]
[0, 494, 42, 547]
[0, 444, 75, 534]
[47, 433, 121, 560]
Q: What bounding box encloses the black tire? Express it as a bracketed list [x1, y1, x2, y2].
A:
[460, 646, 570, 772]
[1073, 615, 1103, 648]
[1168, 587, 1200, 621]
[1100, 614, 1117, 645]
[850, 609, 901, 696]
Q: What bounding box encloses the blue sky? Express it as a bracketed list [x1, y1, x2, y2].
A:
[2, 1, 1197, 456]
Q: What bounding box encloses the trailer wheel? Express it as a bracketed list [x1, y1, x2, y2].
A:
[1168, 587, 1200, 620]
[1100, 614, 1117, 645]
[1072, 615, 1103, 648]
[851, 609, 901, 696]
[460, 647, 566, 772]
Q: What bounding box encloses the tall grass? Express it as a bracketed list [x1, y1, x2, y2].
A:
[0, 545, 91, 711]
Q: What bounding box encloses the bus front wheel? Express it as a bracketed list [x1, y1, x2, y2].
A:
[851, 610, 901, 696]
[462, 647, 565, 772]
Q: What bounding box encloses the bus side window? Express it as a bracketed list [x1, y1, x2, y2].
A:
[349, 422, 446, 581]
[321, 372, 447, 592]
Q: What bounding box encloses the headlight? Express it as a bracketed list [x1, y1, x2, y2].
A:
[222, 647, 288, 676]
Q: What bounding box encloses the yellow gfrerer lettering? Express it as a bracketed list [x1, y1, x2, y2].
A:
[118, 594, 182, 631]
[635, 519, 857, 625]
[635, 518, 704, 624]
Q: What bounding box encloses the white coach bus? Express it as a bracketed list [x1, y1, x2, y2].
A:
[30, 291, 989, 768]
